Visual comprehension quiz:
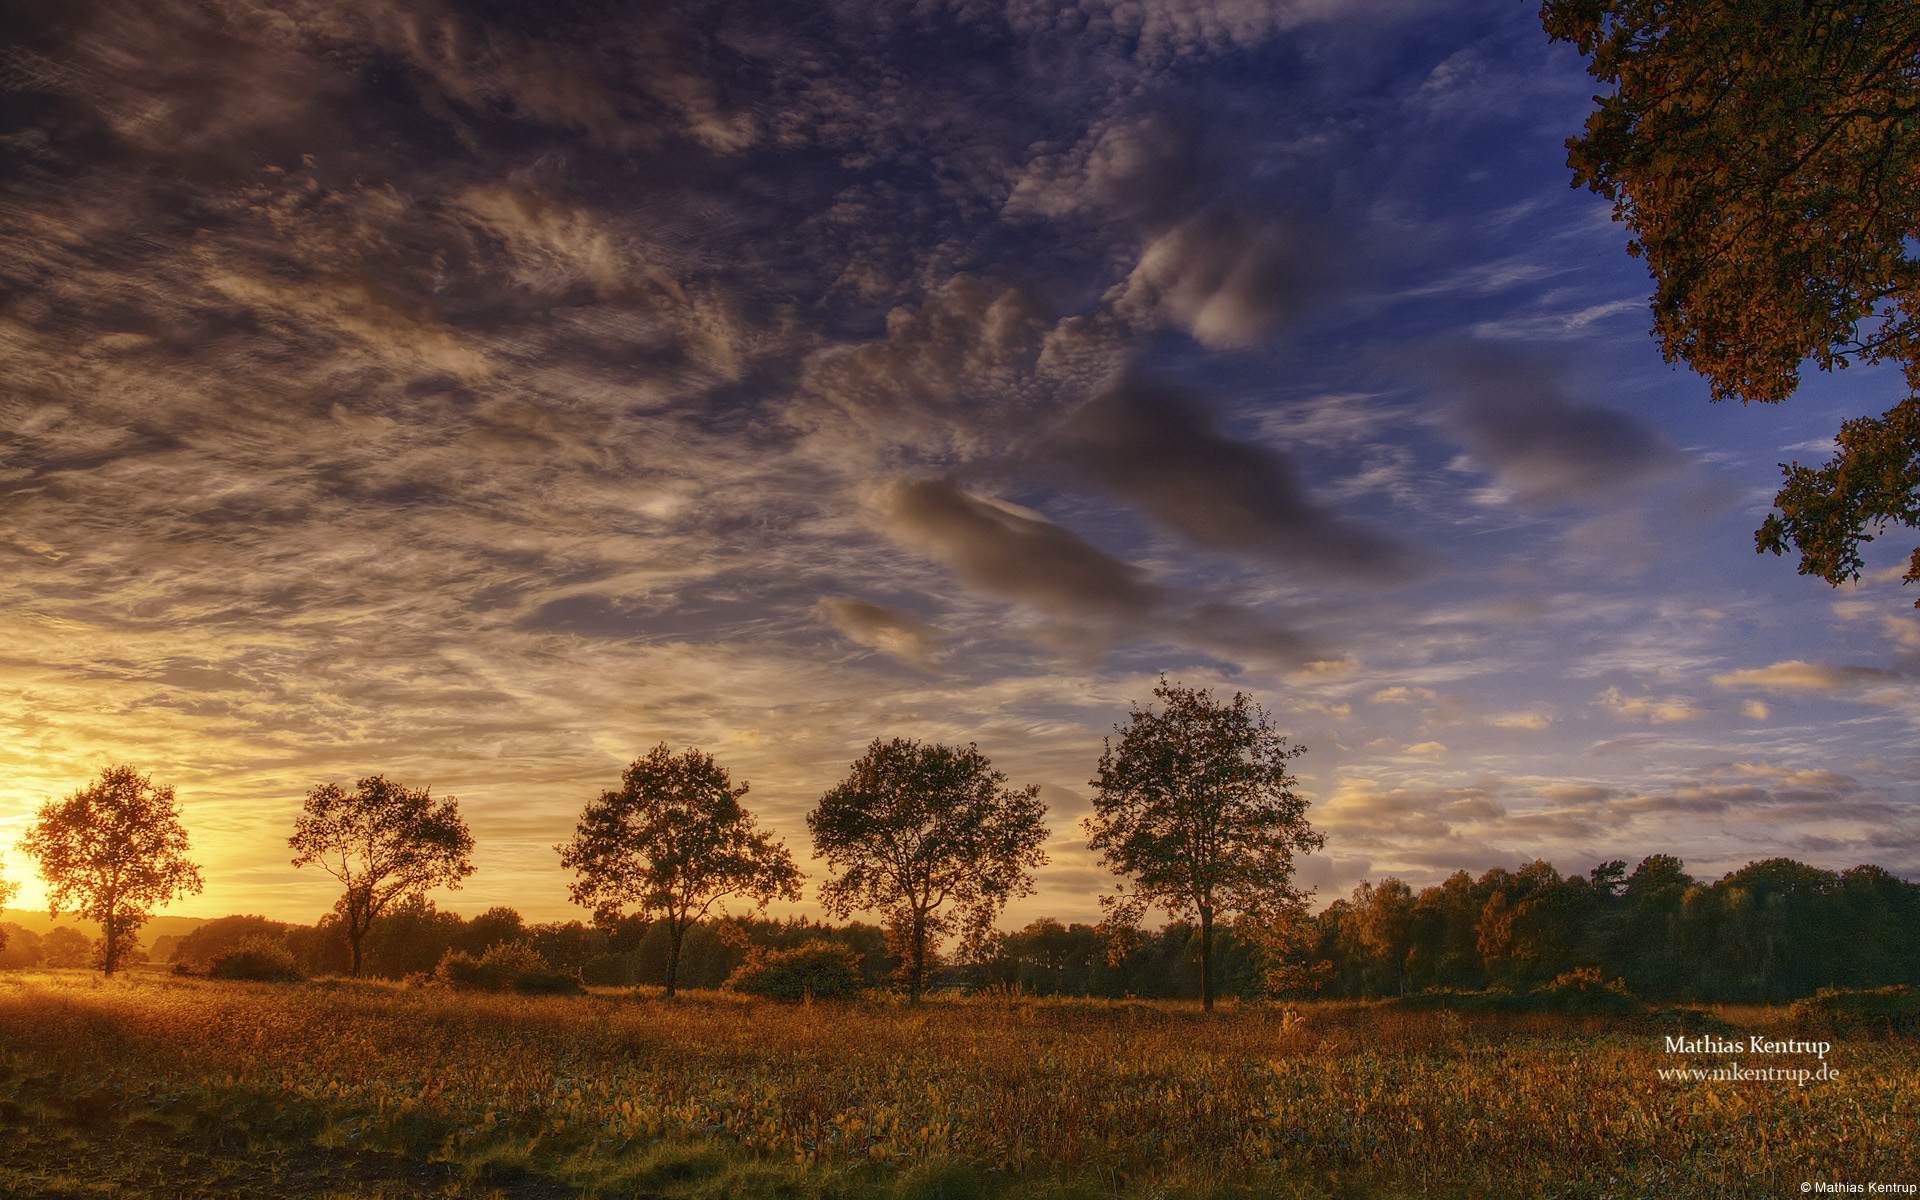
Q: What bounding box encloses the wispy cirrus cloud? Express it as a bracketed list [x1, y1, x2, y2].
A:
[4, 0, 1915, 924]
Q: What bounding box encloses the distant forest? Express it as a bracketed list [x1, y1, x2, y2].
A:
[3, 854, 1915, 1004]
[975, 854, 1920, 1003]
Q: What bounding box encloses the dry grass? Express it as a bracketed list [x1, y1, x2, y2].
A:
[0, 970, 1913, 1199]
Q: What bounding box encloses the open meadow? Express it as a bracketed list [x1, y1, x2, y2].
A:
[0, 969, 1913, 1200]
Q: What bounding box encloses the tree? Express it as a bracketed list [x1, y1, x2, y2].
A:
[1543, 1, 1920, 598]
[0, 855, 16, 954]
[358, 893, 464, 979]
[1085, 677, 1323, 1012]
[809, 738, 1049, 1005]
[457, 905, 526, 957]
[1353, 877, 1416, 997]
[42, 926, 92, 968]
[558, 745, 802, 997]
[0, 924, 42, 970]
[289, 775, 474, 977]
[18, 765, 204, 974]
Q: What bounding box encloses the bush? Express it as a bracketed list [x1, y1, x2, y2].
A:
[1390, 970, 1646, 1017]
[435, 939, 581, 994]
[1529, 968, 1648, 1016]
[511, 968, 585, 995]
[726, 940, 865, 1002]
[209, 937, 303, 983]
[1787, 985, 1920, 1038]
[436, 949, 510, 992]
[171, 915, 290, 974]
[582, 952, 635, 987]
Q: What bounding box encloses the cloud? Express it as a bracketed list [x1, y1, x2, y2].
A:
[1055, 377, 1415, 579]
[1710, 660, 1901, 694]
[873, 478, 1158, 622]
[1372, 686, 1437, 704]
[793, 276, 1052, 459]
[816, 597, 946, 669]
[869, 478, 1318, 666]
[1368, 686, 1474, 728]
[12, 0, 1915, 921]
[1730, 763, 1857, 789]
[1166, 603, 1316, 669]
[1489, 711, 1551, 730]
[1317, 779, 1494, 844]
[1591, 686, 1704, 725]
[1313, 776, 1609, 851]
[1440, 351, 1686, 509]
[1878, 616, 1920, 651]
[1003, 114, 1200, 227]
[1606, 761, 1882, 827]
[1113, 209, 1315, 349]
[1534, 783, 1613, 804]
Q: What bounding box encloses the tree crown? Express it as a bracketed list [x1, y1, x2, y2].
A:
[557, 744, 802, 927]
[1085, 678, 1321, 931]
[18, 765, 204, 972]
[289, 774, 474, 925]
[1545, 0, 1920, 596]
[808, 737, 1049, 941]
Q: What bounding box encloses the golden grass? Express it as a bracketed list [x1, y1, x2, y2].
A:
[0, 970, 1913, 1198]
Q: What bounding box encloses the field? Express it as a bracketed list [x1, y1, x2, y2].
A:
[0, 971, 1913, 1200]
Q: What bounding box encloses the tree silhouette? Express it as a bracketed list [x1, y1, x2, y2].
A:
[42, 926, 91, 968]
[810, 738, 1049, 1005]
[1086, 677, 1322, 1012]
[18, 765, 204, 974]
[559, 745, 802, 998]
[1543, 1, 1920, 598]
[289, 775, 473, 977]
[458, 905, 527, 957]
[0, 855, 16, 952]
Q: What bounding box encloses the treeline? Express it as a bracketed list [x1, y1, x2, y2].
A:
[0, 924, 103, 970]
[1312, 856, 1920, 1003]
[4, 681, 1320, 1012]
[54, 901, 903, 990]
[9, 853, 1916, 1005]
[962, 854, 1920, 1004]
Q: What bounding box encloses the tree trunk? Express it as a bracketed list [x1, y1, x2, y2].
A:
[349, 931, 365, 977]
[909, 910, 926, 1006]
[1200, 904, 1214, 1013]
[665, 919, 684, 998]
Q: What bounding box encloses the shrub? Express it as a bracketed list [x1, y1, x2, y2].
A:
[1787, 985, 1920, 1038]
[170, 915, 290, 974]
[436, 949, 509, 992]
[1530, 967, 1647, 1016]
[511, 968, 585, 995]
[209, 937, 303, 983]
[1389, 970, 1646, 1017]
[436, 939, 581, 994]
[582, 952, 635, 987]
[726, 940, 865, 1001]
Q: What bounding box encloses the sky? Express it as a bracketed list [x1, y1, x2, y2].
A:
[4, 0, 1918, 933]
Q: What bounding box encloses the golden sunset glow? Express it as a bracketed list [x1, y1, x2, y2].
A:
[4, 0, 1917, 935]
